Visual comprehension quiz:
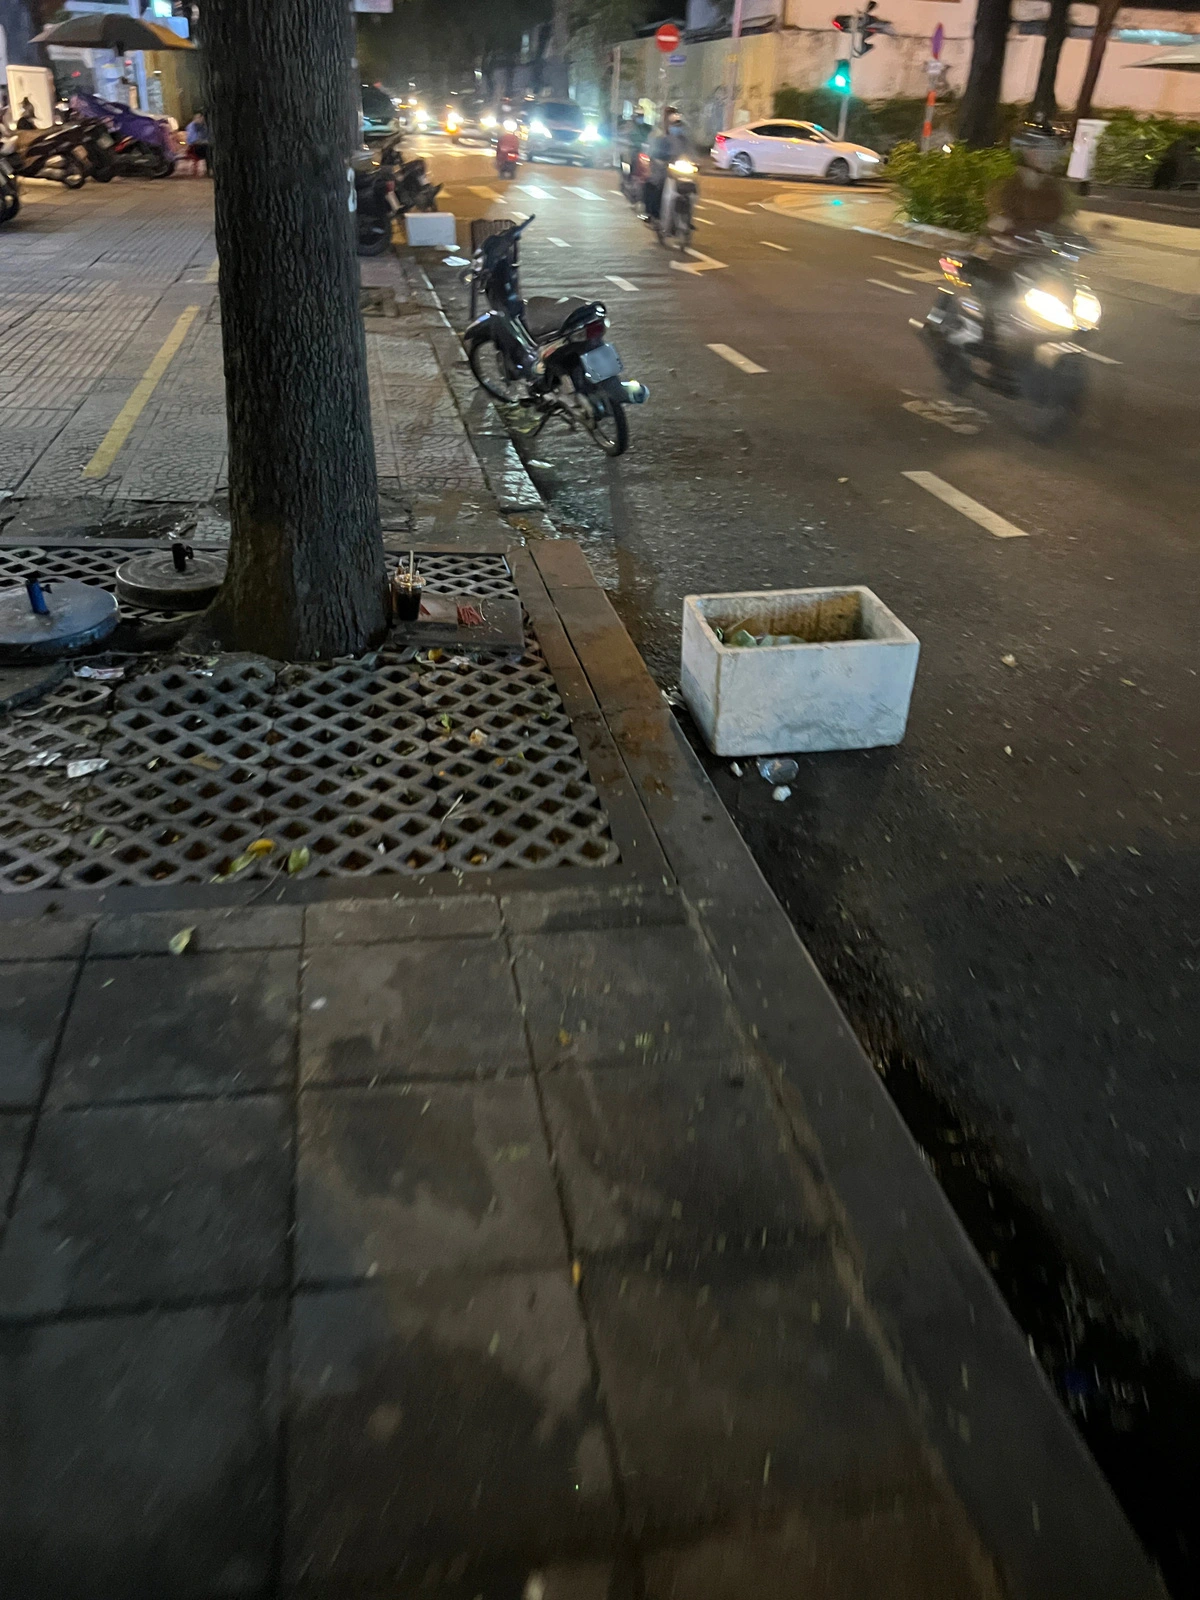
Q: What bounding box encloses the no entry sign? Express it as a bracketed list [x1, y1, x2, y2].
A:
[655, 23, 682, 52]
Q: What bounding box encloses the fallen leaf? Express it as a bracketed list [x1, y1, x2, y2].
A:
[188, 754, 223, 772]
[67, 757, 108, 779]
[439, 712, 453, 732]
[23, 751, 61, 769]
[168, 927, 195, 956]
[771, 785, 791, 802]
[1004, 745, 1013, 756]
[467, 728, 488, 747]
[1064, 856, 1084, 879]
[245, 838, 275, 857]
[287, 846, 311, 875]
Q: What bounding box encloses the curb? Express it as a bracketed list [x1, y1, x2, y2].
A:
[419, 262, 1166, 1599]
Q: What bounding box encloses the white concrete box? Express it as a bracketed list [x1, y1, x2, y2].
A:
[404, 212, 457, 248]
[681, 586, 919, 757]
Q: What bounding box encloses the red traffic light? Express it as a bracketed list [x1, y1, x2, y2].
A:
[832, 13, 852, 28]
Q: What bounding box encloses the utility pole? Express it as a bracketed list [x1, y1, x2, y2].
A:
[837, 11, 860, 141]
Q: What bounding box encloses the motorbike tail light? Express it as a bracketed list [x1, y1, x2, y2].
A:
[385, 179, 395, 193]
[584, 318, 606, 346]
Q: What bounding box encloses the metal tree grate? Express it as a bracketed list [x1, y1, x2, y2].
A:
[0, 555, 618, 891]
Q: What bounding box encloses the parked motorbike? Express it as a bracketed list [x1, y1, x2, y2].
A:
[70, 93, 175, 179]
[354, 141, 441, 256]
[0, 151, 19, 224]
[655, 158, 697, 251]
[2, 120, 101, 188]
[462, 215, 648, 458]
[919, 231, 1101, 438]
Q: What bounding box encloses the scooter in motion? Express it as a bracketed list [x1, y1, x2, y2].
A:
[918, 231, 1101, 439]
[654, 158, 697, 251]
[462, 216, 648, 458]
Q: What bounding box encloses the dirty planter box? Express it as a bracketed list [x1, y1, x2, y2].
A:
[681, 586, 919, 757]
[404, 212, 457, 248]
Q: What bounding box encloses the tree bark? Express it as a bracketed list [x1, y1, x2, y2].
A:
[1031, 0, 1071, 123]
[202, 0, 388, 662]
[1074, 0, 1120, 126]
[957, 0, 1013, 148]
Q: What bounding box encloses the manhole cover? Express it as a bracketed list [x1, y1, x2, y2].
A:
[116, 546, 227, 610]
[0, 578, 119, 663]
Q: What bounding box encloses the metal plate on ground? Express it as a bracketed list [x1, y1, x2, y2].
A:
[115, 547, 227, 610]
[0, 579, 119, 662]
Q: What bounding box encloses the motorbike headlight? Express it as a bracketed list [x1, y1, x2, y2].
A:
[530, 119, 549, 138]
[1023, 286, 1076, 330]
[1073, 290, 1101, 327]
[669, 159, 697, 176]
[503, 118, 518, 133]
[581, 123, 601, 143]
[481, 113, 497, 129]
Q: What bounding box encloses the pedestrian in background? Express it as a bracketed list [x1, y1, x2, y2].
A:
[185, 109, 210, 174]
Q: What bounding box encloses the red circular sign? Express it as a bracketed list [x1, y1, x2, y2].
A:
[655, 23, 682, 53]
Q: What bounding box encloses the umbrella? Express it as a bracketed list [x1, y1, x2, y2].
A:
[1127, 41, 1200, 71]
[31, 15, 195, 53]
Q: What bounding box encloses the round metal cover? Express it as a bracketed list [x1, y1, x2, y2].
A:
[0, 578, 119, 663]
[115, 547, 227, 610]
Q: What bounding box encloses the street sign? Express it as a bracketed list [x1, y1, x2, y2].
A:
[668, 50, 686, 64]
[353, 0, 393, 12]
[655, 23, 682, 53]
[931, 22, 944, 59]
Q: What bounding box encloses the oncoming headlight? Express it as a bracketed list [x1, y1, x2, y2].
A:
[669, 158, 697, 176]
[1073, 289, 1101, 327]
[481, 113, 497, 129]
[581, 123, 601, 143]
[503, 117, 518, 133]
[530, 119, 549, 137]
[1023, 286, 1076, 330]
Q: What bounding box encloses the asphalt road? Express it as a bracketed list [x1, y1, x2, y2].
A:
[417, 139, 1200, 1406]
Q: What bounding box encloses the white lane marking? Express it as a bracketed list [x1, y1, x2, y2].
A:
[672, 248, 728, 276]
[874, 254, 944, 285]
[903, 471, 1029, 539]
[566, 185, 606, 200]
[760, 239, 790, 251]
[469, 185, 501, 200]
[708, 342, 767, 374]
[605, 274, 639, 292]
[902, 398, 986, 434]
[518, 184, 554, 198]
[1083, 349, 1121, 365]
[694, 214, 715, 225]
[867, 277, 916, 295]
[704, 198, 752, 214]
[548, 236, 571, 247]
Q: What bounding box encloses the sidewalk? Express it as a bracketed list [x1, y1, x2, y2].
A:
[764, 184, 1200, 309]
[0, 180, 1167, 1599]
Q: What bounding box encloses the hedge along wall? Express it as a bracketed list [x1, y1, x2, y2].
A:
[1092, 110, 1200, 187]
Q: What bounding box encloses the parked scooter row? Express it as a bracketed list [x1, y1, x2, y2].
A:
[0, 116, 115, 192]
[355, 133, 441, 256]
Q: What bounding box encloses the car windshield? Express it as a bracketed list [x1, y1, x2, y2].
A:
[539, 103, 585, 128]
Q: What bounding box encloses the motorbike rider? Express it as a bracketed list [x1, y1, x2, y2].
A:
[495, 123, 520, 176]
[642, 106, 691, 222]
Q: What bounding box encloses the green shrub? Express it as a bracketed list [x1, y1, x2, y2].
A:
[887, 140, 1017, 233]
[1093, 110, 1200, 188]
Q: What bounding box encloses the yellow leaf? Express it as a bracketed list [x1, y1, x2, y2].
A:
[168, 927, 195, 956]
[188, 754, 223, 772]
[245, 838, 275, 858]
[571, 1260, 582, 1287]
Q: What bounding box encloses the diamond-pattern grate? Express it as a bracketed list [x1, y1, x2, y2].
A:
[0, 555, 618, 891]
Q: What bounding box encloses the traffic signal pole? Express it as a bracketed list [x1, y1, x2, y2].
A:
[837, 12, 860, 140]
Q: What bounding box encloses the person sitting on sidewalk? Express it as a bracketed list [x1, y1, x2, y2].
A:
[185, 110, 210, 174]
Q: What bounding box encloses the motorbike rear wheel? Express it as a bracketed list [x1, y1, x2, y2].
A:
[62, 160, 87, 190]
[357, 217, 392, 256]
[1, 185, 18, 224]
[670, 196, 693, 252]
[584, 392, 629, 457]
[468, 336, 525, 404]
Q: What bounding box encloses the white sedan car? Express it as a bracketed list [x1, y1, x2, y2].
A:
[711, 119, 882, 183]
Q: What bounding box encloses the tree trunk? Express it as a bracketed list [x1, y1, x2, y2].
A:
[1074, 0, 1121, 126]
[957, 0, 1013, 148]
[1031, 0, 1071, 123]
[202, 0, 388, 662]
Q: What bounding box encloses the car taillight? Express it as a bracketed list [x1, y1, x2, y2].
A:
[715, 133, 727, 144]
[584, 318, 606, 346]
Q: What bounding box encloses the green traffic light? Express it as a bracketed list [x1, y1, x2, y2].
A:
[830, 59, 850, 90]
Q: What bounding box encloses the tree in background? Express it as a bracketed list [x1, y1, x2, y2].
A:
[957, 0, 1012, 147]
[202, 0, 389, 660]
[356, 0, 551, 100]
[568, 0, 660, 114]
[1030, 0, 1070, 124]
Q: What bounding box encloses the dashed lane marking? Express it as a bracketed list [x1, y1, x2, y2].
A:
[703, 198, 752, 214]
[867, 277, 916, 295]
[760, 240, 790, 251]
[469, 185, 501, 200]
[672, 248, 728, 276]
[566, 185, 607, 200]
[605, 275, 639, 292]
[708, 342, 767, 374]
[547, 236, 571, 247]
[903, 471, 1029, 538]
[517, 184, 554, 198]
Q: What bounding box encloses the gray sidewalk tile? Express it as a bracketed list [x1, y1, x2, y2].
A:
[543, 1062, 823, 1264]
[584, 1261, 942, 1530]
[512, 927, 744, 1071]
[0, 1299, 282, 1600]
[0, 1097, 290, 1316]
[304, 893, 501, 946]
[641, 1508, 996, 1600]
[0, 1113, 29, 1213]
[286, 1273, 615, 1586]
[51, 950, 298, 1106]
[0, 960, 78, 1109]
[300, 941, 528, 1085]
[89, 905, 303, 957]
[296, 1080, 565, 1283]
[501, 882, 684, 935]
[0, 916, 93, 961]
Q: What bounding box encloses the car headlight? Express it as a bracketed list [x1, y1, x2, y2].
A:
[481, 113, 497, 129]
[530, 119, 549, 137]
[1023, 286, 1076, 330]
[581, 123, 601, 143]
[1073, 289, 1101, 327]
[669, 158, 697, 176]
[857, 152, 880, 163]
[503, 118, 518, 133]
[446, 115, 459, 130]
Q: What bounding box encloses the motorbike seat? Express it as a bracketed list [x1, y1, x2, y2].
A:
[523, 295, 592, 340]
